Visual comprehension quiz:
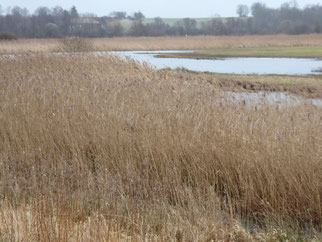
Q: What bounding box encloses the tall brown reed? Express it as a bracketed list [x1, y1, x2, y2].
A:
[0, 54, 321, 241]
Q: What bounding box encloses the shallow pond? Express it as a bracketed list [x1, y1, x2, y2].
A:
[111, 50, 322, 76]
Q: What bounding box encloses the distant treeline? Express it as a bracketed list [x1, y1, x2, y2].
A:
[1, 1, 322, 38]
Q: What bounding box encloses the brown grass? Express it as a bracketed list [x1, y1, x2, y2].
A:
[1, 34, 322, 54]
[0, 54, 321, 241]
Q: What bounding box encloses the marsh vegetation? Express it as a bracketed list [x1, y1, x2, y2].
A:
[0, 48, 321, 241]
[1, 34, 322, 54]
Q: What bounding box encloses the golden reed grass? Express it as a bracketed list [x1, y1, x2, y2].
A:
[1, 34, 322, 54]
[0, 54, 321, 241]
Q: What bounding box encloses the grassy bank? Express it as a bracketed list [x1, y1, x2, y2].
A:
[0, 54, 321, 241]
[157, 46, 322, 59]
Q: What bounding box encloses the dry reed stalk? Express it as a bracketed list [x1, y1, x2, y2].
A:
[0, 54, 321, 240]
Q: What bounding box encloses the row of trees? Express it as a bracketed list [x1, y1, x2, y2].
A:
[1, 1, 322, 38]
[251, 1, 322, 34]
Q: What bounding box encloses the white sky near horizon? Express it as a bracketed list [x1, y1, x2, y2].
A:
[0, 0, 321, 18]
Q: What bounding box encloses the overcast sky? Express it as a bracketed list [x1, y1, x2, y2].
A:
[0, 0, 321, 18]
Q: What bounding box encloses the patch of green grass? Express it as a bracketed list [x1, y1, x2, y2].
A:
[173, 67, 322, 88]
[213, 72, 322, 87]
[159, 46, 322, 59]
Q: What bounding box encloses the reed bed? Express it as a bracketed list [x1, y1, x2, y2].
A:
[1, 34, 322, 54]
[92, 34, 322, 51]
[0, 54, 321, 241]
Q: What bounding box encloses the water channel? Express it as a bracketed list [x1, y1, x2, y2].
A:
[111, 50, 322, 76]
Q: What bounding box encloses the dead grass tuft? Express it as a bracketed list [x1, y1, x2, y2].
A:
[59, 37, 94, 53]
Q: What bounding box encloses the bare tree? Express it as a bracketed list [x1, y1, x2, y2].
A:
[133, 11, 145, 20]
[12, 6, 29, 17]
[236, 4, 249, 17]
[109, 11, 127, 19]
[145, 17, 171, 36]
[129, 19, 146, 36]
[52, 6, 64, 17]
[106, 20, 124, 36]
[183, 18, 198, 35]
[70, 6, 79, 19]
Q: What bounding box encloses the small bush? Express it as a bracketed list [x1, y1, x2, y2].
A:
[59, 36, 93, 52]
[0, 32, 18, 41]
